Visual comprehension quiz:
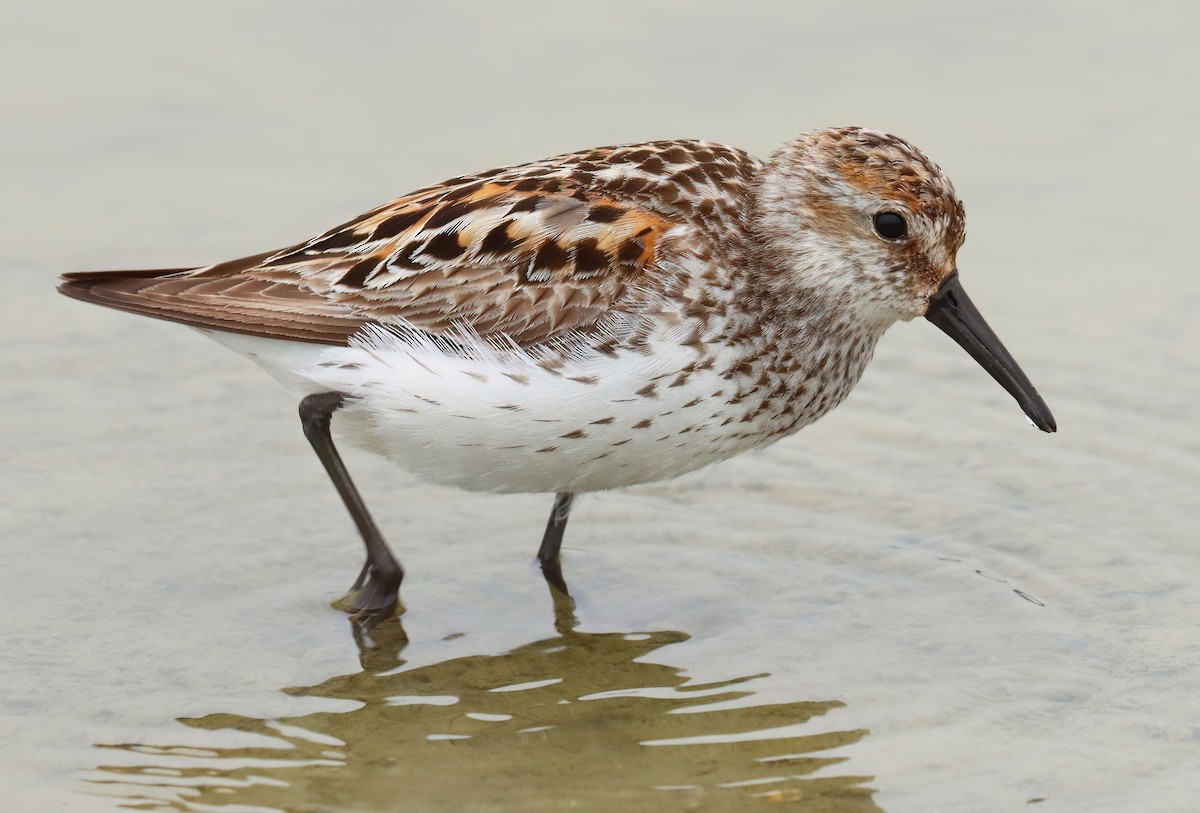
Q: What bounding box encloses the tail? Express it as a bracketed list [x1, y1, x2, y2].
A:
[57, 252, 360, 345]
[59, 265, 199, 311]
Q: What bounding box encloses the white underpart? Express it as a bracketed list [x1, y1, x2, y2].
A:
[204, 317, 755, 494]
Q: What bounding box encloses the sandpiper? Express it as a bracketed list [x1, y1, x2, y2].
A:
[60, 127, 1055, 625]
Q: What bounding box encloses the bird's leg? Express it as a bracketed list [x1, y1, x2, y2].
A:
[537, 492, 575, 562]
[299, 392, 403, 627]
[537, 492, 574, 595]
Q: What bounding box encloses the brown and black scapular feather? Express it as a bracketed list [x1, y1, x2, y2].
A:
[58, 140, 762, 349]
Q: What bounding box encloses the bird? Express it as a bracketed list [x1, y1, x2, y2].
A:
[59, 127, 1056, 627]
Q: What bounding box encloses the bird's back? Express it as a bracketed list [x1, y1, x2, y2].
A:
[58, 140, 764, 353]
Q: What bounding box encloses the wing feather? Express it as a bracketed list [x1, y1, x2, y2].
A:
[59, 141, 761, 348]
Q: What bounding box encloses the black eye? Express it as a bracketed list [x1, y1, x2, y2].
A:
[873, 211, 908, 240]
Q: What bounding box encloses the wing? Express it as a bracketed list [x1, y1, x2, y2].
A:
[59, 141, 760, 347]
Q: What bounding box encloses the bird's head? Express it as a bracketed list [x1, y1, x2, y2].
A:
[753, 127, 1055, 432]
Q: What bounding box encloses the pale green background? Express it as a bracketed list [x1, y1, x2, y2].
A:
[2, 1, 1198, 811]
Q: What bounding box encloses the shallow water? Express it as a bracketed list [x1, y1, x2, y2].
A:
[3, 1, 1199, 811]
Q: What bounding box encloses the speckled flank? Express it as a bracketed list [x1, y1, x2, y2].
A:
[62, 127, 970, 494]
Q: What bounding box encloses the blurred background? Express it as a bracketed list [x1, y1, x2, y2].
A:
[2, 1, 1198, 810]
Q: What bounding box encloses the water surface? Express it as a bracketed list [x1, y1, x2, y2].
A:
[2, 2, 1199, 811]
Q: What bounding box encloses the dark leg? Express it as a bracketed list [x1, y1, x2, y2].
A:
[537, 492, 574, 563]
[299, 393, 403, 626]
[537, 492, 574, 595]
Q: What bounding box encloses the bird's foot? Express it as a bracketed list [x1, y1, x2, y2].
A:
[333, 563, 403, 630]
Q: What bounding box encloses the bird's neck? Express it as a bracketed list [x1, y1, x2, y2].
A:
[706, 214, 895, 437]
[723, 269, 892, 377]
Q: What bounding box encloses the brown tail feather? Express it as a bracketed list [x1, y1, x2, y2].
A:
[58, 251, 362, 345]
[59, 266, 198, 283]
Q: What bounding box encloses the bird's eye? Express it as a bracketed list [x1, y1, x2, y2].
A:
[873, 211, 908, 240]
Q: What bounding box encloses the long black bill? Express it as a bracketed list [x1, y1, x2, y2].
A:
[924, 273, 1056, 433]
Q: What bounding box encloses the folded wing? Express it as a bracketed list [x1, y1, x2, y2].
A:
[59, 147, 710, 348]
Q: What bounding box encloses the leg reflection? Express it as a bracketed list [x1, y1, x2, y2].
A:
[351, 610, 410, 673]
[90, 601, 878, 812]
[349, 552, 582, 672]
[541, 557, 579, 637]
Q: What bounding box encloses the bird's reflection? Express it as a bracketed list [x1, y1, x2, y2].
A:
[86, 570, 881, 811]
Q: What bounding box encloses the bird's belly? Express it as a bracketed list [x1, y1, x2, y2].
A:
[337, 399, 740, 493]
[335, 360, 756, 494]
[205, 328, 770, 494]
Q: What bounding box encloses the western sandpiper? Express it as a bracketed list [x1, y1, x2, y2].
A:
[60, 127, 1055, 626]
